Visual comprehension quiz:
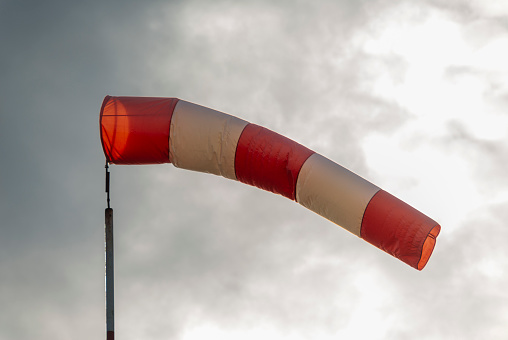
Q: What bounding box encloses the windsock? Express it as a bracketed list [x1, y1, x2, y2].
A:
[100, 96, 440, 270]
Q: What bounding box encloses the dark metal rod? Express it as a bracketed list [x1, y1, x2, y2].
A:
[105, 163, 111, 209]
[105, 207, 114, 340]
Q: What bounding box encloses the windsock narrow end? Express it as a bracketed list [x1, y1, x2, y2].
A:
[417, 224, 441, 270]
[361, 190, 441, 270]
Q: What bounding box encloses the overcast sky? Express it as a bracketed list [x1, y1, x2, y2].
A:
[1, 0, 508, 339]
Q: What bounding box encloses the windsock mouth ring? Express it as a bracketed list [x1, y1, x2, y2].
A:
[417, 224, 441, 270]
[99, 95, 112, 163]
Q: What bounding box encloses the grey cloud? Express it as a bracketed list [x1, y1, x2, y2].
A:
[439, 120, 508, 194]
[1, 0, 507, 339]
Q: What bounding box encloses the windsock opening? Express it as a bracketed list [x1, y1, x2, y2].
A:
[417, 224, 441, 270]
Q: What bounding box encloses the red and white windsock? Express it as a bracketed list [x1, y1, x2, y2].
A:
[100, 96, 441, 270]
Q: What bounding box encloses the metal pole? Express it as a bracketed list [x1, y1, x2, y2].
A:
[105, 207, 114, 340]
[105, 162, 114, 340]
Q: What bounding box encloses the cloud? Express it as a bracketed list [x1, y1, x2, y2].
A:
[1, 0, 508, 339]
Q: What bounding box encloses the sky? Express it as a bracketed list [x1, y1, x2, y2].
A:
[1, 0, 508, 339]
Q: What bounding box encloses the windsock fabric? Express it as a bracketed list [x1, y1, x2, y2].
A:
[100, 95, 441, 270]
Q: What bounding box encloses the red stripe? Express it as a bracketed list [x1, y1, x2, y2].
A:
[107, 331, 114, 340]
[100, 96, 179, 164]
[360, 190, 440, 270]
[235, 124, 315, 200]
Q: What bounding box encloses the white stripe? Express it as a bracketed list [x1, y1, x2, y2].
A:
[296, 153, 380, 236]
[169, 101, 249, 180]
